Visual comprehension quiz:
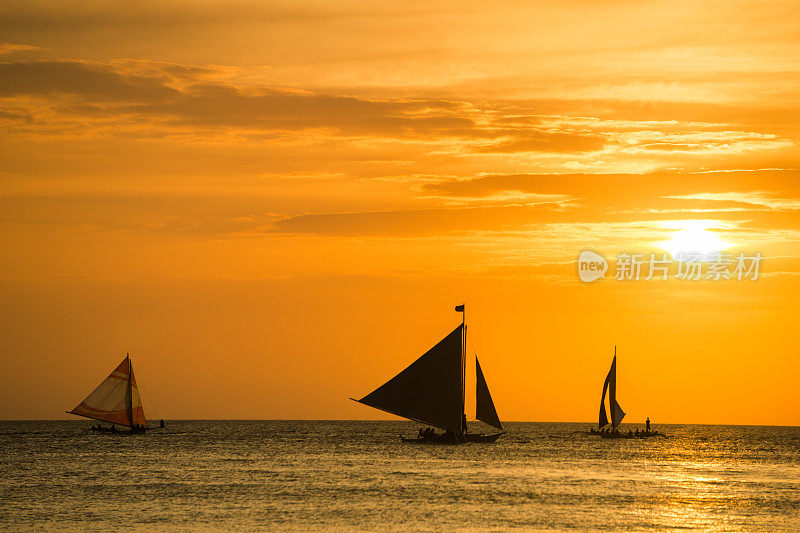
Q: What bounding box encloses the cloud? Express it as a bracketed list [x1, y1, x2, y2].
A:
[472, 132, 606, 153]
[421, 172, 639, 199]
[0, 59, 479, 136]
[0, 55, 794, 175]
[0, 109, 32, 122]
[422, 170, 800, 201]
[664, 191, 800, 211]
[0, 42, 39, 55]
[0, 60, 180, 101]
[127, 89, 474, 135]
[269, 202, 573, 236]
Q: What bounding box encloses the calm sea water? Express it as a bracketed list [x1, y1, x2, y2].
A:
[0, 421, 798, 531]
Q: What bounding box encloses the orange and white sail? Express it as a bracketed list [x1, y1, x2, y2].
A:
[68, 355, 146, 428]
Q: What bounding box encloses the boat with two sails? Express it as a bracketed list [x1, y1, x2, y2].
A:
[67, 354, 151, 434]
[351, 304, 504, 443]
[591, 348, 663, 438]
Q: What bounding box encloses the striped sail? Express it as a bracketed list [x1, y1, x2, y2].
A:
[69, 355, 146, 428]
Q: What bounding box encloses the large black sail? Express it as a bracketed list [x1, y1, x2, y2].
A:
[598, 376, 610, 429]
[599, 355, 625, 428]
[475, 356, 502, 430]
[608, 356, 625, 427]
[354, 325, 464, 434]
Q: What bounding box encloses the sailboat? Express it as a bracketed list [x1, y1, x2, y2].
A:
[593, 348, 662, 439]
[598, 348, 625, 434]
[67, 354, 148, 434]
[351, 305, 504, 443]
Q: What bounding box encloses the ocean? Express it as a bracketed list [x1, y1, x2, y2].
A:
[1, 421, 798, 531]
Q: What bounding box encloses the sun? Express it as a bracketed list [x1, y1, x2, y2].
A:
[659, 220, 732, 259]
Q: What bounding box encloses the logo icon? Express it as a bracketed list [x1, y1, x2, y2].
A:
[578, 250, 607, 282]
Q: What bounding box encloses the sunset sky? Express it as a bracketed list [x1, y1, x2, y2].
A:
[1, 0, 799, 425]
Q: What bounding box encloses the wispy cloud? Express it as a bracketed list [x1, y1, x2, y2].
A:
[0, 42, 40, 55]
[664, 191, 800, 210]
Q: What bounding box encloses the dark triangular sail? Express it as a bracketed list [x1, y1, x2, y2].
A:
[599, 354, 625, 429]
[598, 377, 609, 429]
[69, 355, 147, 428]
[475, 357, 502, 430]
[354, 325, 464, 434]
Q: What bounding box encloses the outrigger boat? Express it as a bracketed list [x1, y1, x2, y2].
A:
[352, 304, 504, 443]
[67, 354, 149, 434]
[590, 348, 663, 439]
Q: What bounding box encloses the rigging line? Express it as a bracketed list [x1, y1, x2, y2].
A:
[464, 329, 482, 421]
[137, 373, 160, 422]
[465, 324, 483, 362]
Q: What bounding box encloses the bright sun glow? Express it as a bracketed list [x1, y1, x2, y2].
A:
[659, 220, 732, 259]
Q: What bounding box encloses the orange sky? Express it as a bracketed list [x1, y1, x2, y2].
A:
[1, 1, 799, 425]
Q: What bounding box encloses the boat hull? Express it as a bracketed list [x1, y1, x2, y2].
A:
[400, 434, 460, 444]
[90, 426, 147, 435]
[465, 432, 504, 443]
[590, 431, 665, 439]
[400, 432, 504, 444]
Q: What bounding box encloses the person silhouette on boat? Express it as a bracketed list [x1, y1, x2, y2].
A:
[159, 419, 165, 429]
[646, 417, 651, 432]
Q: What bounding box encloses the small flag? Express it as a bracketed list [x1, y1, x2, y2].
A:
[455, 304, 465, 312]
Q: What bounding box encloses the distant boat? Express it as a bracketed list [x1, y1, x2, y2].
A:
[67, 354, 148, 434]
[593, 348, 662, 439]
[351, 305, 504, 443]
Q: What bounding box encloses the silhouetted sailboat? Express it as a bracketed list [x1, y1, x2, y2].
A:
[67, 354, 148, 433]
[592, 348, 663, 439]
[599, 348, 625, 431]
[351, 305, 504, 443]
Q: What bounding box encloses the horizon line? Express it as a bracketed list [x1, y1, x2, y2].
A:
[3, 419, 799, 428]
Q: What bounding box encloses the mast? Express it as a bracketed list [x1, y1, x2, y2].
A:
[126, 353, 133, 427]
[612, 346, 617, 429]
[461, 303, 466, 438]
